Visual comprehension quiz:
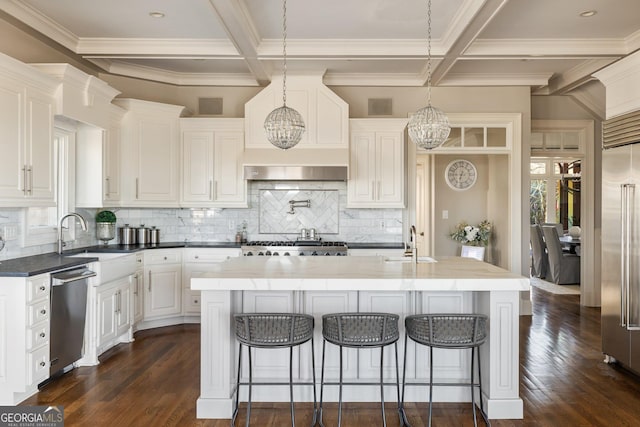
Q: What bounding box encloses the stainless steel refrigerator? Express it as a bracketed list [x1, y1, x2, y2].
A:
[602, 142, 640, 374]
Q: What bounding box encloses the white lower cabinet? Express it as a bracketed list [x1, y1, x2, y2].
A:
[97, 276, 131, 355]
[182, 248, 240, 315]
[143, 249, 183, 321]
[0, 273, 51, 405]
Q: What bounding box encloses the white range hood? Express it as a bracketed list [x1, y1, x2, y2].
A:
[243, 72, 349, 178]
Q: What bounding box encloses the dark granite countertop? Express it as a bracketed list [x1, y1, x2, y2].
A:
[0, 253, 100, 277]
[0, 242, 405, 277]
[347, 242, 404, 249]
[0, 242, 242, 277]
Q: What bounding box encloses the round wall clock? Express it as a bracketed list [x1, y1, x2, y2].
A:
[445, 159, 477, 190]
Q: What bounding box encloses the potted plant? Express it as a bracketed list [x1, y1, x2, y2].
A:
[450, 220, 491, 260]
[95, 210, 117, 245]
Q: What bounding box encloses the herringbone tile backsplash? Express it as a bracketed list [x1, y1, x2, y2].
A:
[259, 189, 339, 234]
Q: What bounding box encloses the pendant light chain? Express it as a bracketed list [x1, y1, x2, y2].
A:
[282, 0, 288, 106]
[407, 0, 451, 150]
[263, 0, 305, 150]
[426, 0, 432, 106]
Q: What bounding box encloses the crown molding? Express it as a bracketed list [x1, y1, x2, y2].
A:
[544, 58, 618, 95]
[1, 0, 79, 51]
[96, 59, 259, 86]
[323, 72, 425, 87]
[257, 39, 446, 57]
[568, 86, 606, 120]
[77, 38, 238, 56]
[625, 29, 640, 53]
[466, 39, 628, 57]
[439, 72, 552, 87]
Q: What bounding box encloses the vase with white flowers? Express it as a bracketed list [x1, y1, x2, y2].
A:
[450, 220, 491, 247]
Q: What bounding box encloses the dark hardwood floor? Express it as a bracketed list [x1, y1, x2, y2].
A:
[22, 287, 640, 426]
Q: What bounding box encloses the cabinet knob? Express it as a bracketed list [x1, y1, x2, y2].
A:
[164, 256, 167, 260]
[39, 286, 46, 291]
[39, 332, 46, 338]
[194, 299, 199, 304]
[40, 361, 46, 367]
[40, 309, 46, 315]
[195, 255, 199, 259]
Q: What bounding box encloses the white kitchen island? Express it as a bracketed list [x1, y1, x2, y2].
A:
[192, 255, 529, 420]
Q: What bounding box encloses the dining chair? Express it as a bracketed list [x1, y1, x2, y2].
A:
[530, 225, 548, 279]
[541, 226, 580, 285]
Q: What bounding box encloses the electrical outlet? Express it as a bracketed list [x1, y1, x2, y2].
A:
[442, 210, 449, 219]
[380, 221, 385, 229]
[228, 220, 236, 231]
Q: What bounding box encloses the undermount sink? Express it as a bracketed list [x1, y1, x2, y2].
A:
[384, 256, 437, 263]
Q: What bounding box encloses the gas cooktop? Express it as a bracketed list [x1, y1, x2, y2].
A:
[241, 240, 348, 256]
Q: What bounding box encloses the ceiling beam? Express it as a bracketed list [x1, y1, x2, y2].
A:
[430, 0, 509, 86]
[207, 0, 270, 85]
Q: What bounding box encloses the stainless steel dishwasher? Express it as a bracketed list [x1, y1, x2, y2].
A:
[49, 266, 96, 377]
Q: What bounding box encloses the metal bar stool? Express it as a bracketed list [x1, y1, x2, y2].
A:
[399, 314, 490, 427]
[318, 312, 401, 427]
[232, 313, 317, 427]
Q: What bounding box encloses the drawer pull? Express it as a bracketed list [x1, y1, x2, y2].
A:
[39, 286, 46, 291]
[40, 361, 46, 367]
[40, 309, 46, 315]
[39, 332, 46, 338]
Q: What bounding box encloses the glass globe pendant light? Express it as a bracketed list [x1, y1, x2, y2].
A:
[264, 0, 305, 150]
[408, 0, 450, 150]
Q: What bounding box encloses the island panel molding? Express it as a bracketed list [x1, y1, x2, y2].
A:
[192, 256, 528, 420]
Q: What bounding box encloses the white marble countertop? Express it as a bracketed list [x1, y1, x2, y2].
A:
[192, 256, 530, 292]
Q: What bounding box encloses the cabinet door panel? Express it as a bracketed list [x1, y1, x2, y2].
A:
[137, 120, 178, 201]
[0, 83, 24, 199]
[97, 288, 117, 346]
[348, 132, 376, 203]
[376, 132, 403, 205]
[241, 291, 294, 379]
[116, 285, 130, 334]
[182, 131, 214, 202]
[303, 291, 358, 381]
[411, 292, 472, 381]
[104, 125, 121, 202]
[358, 291, 410, 380]
[25, 89, 54, 202]
[213, 132, 245, 204]
[145, 265, 182, 318]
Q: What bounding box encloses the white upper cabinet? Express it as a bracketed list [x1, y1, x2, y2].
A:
[0, 54, 57, 207]
[75, 105, 126, 208]
[32, 64, 124, 208]
[347, 119, 407, 208]
[115, 99, 185, 207]
[180, 118, 247, 208]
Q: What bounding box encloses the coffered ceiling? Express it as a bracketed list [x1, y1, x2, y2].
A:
[2, 0, 639, 94]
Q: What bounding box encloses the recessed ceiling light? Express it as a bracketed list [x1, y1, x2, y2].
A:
[149, 11, 165, 18]
[579, 10, 597, 17]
